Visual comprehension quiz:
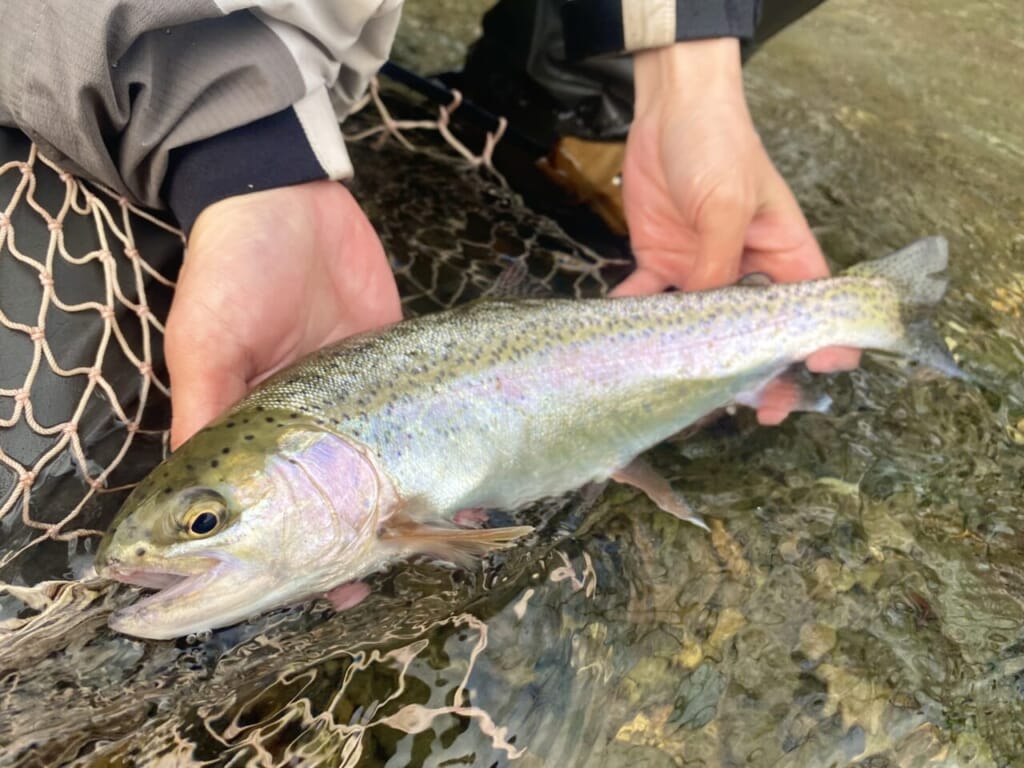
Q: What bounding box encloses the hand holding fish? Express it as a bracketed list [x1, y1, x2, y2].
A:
[615, 39, 861, 421]
[165, 180, 402, 449]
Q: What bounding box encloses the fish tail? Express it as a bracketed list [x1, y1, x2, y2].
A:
[848, 237, 967, 379]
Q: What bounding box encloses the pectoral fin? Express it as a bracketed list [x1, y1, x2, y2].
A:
[326, 581, 372, 611]
[612, 458, 709, 531]
[380, 514, 533, 567]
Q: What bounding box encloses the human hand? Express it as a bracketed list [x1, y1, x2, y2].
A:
[613, 39, 859, 423]
[165, 181, 402, 449]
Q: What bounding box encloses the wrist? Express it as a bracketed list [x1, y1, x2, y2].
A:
[634, 38, 744, 113]
[164, 108, 332, 236]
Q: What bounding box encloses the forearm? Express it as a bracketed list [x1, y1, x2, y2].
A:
[633, 37, 744, 113]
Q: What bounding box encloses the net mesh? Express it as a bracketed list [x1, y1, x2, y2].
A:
[0, 144, 180, 574]
[0, 81, 626, 608]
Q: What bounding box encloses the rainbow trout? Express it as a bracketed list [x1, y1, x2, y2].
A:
[96, 237, 961, 639]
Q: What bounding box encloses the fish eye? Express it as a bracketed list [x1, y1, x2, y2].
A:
[184, 500, 224, 538]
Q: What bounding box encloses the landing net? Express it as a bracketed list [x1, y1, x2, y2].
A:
[0, 144, 179, 580]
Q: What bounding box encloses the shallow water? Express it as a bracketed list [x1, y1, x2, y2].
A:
[2, 0, 1023, 766]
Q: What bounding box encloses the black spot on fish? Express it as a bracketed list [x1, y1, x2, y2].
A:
[256, 406, 264, 412]
[135, 547, 146, 557]
[221, 447, 230, 455]
[226, 421, 236, 428]
[163, 487, 173, 495]
[185, 464, 194, 471]
[265, 416, 275, 423]
[211, 460, 219, 469]
[244, 435, 254, 441]
[289, 412, 299, 419]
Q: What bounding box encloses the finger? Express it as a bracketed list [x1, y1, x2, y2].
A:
[610, 267, 671, 297]
[806, 346, 862, 373]
[756, 408, 790, 426]
[743, 224, 828, 284]
[169, 372, 249, 450]
[753, 376, 807, 425]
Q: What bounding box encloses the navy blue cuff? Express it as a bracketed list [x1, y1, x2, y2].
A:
[163, 107, 327, 234]
[562, 0, 761, 60]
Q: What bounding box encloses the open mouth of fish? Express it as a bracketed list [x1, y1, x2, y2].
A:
[102, 559, 222, 613]
[99, 555, 279, 639]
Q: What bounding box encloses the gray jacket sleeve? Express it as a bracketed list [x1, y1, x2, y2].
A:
[0, 0, 402, 231]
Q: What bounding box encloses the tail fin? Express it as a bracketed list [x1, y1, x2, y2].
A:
[847, 237, 966, 379]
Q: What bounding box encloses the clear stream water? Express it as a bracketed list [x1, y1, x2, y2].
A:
[1, 0, 1022, 765]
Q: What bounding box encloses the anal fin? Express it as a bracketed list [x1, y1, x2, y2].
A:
[380, 515, 533, 567]
[612, 458, 709, 531]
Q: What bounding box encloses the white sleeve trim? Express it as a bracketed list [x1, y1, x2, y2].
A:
[292, 88, 354, 180]
[623, 0, 676, 51]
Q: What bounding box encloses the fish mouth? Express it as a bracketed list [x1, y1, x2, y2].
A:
[101, 555, 279, 641]
[102, 564, 194, 591]
[101, 557, 225, 636]
[120, 564, 219, 616]
[99, 555, 218, 592]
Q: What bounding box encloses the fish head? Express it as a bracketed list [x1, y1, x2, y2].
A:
[95, 410, 389, 639]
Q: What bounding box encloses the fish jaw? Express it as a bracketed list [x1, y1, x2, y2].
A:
[104, 553, 291, 640]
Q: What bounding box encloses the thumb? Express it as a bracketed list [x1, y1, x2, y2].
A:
[680, 195, 751, 291]
[742, 166, 830, 283]
[166, 318, 252, 449]
[164, 197, 265, 450]
[610, 266, 671, 297]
